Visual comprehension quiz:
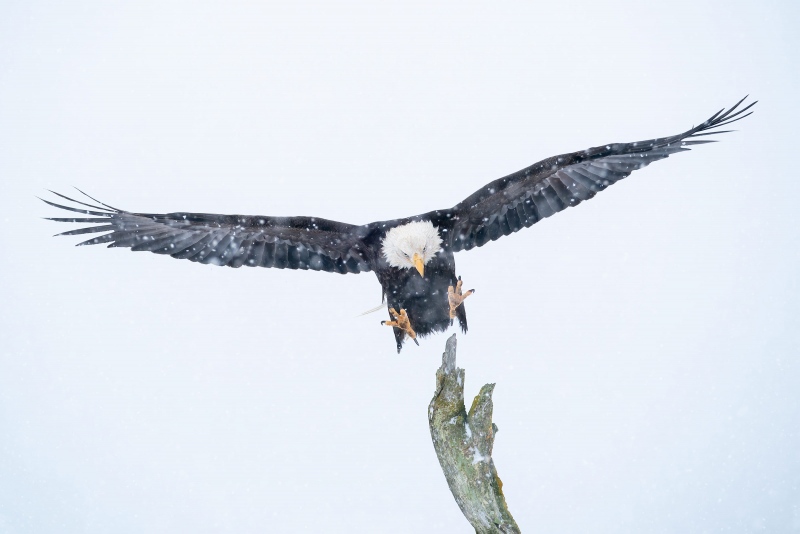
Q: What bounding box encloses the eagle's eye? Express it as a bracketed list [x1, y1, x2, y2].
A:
[423, 246, 427, 253]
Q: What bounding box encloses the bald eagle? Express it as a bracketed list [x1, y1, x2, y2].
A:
[43, 98, 755, 352]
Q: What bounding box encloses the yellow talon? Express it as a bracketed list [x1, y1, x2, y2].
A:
[448, 277, 474, 319]
[381, 308, 417, 341]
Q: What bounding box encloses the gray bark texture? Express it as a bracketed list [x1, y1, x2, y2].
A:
[428, 334, 521, 534]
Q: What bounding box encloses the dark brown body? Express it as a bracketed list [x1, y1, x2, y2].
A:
[374, 247, 467, 352]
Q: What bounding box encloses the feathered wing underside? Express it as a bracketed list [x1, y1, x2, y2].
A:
[43, 191, 372, 273]
[423, 97, 756, 251]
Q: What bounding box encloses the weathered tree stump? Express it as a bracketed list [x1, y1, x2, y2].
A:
[428, 334, 520, 534]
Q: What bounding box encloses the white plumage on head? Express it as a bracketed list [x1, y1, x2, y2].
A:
[381, 220, 443, 270]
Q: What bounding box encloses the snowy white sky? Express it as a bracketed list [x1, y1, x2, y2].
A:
[1, 0, 799, 532]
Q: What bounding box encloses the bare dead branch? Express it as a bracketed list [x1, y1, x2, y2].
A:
[428, 334, 520, 534]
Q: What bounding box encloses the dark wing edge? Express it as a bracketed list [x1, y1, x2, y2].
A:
[431, 97, 756, 252]
[41, 190, 373, 274]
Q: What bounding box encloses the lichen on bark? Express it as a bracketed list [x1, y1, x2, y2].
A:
[428, 334, 520, 534]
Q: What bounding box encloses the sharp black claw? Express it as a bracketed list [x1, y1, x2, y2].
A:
[470, 289, 475, 293]
[413, 338, 419, 346]
[380, 320, 386, 325]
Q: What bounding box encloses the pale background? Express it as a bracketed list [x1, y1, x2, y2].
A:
[1, 1, 798, 532]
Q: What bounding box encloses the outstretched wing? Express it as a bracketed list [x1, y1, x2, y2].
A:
[427, 97, 756, 251]
[43, 191, 373, 274]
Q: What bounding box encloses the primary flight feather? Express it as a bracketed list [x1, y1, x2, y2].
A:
[44, 97, 756, 352]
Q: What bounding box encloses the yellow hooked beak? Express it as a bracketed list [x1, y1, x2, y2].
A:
[412, 253, 425, 277]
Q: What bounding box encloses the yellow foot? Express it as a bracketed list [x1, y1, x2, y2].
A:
[448, 276, 475, 320]
[381, 308, 419, 345]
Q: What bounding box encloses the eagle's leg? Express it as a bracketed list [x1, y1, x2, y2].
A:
[382, 308, 419, 346]
[448, 276, 475, 322]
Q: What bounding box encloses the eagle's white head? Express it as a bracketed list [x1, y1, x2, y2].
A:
[381, 220, 443, 276]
